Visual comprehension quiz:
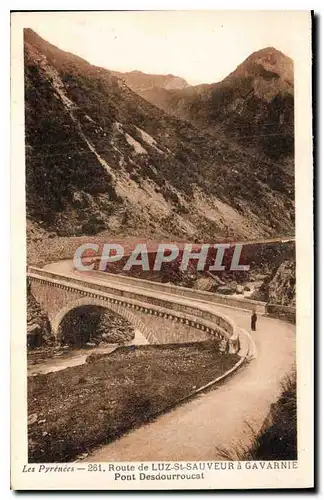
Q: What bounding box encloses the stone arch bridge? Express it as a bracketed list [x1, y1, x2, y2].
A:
[27, 265, 251, 352]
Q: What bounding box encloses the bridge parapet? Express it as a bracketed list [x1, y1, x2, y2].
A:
[81, 269, 267, 314]
[27, 267, 242, 352]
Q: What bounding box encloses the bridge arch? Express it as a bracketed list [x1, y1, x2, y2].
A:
[51, 297, 157, 345]
[28, 269, 244, 351]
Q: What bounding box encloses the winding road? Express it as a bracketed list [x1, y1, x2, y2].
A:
[43, 260, 296, 461]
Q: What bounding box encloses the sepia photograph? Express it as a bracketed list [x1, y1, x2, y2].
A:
[10, 9, 313, 490]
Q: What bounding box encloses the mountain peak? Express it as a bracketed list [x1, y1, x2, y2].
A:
[227, 46, 293, 84]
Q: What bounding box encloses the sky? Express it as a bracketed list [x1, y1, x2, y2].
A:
[22, 11, 307, 85]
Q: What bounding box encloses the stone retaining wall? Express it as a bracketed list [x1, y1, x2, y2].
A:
[266, 304, 296, 324]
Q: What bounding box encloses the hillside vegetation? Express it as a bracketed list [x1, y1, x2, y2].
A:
[28, 341, 239, 462]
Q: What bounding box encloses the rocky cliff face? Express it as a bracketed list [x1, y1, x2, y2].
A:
[267, 260, 296, 306]
[25, 29, 294, 241]
[27, 289, 52, 347]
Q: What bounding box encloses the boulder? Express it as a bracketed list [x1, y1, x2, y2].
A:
[254, 274, 266, 281]
[85, 342, 97, 348]
[236, 285, 244, 294]
[229, 280, 238, 291]
[194, 277, 216, 292]
[28, 413, 38, 425]
[206, 273, 225, 286]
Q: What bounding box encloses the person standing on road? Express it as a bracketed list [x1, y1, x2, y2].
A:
[251, 311, 257, 331]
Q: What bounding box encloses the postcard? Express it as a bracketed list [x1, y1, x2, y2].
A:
[11, 10, 313, 490]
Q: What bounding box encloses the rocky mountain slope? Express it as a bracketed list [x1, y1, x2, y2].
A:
[24, 29, 294, 241]
[267, 260, 296, 306]
[122, 48, 294, 160]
